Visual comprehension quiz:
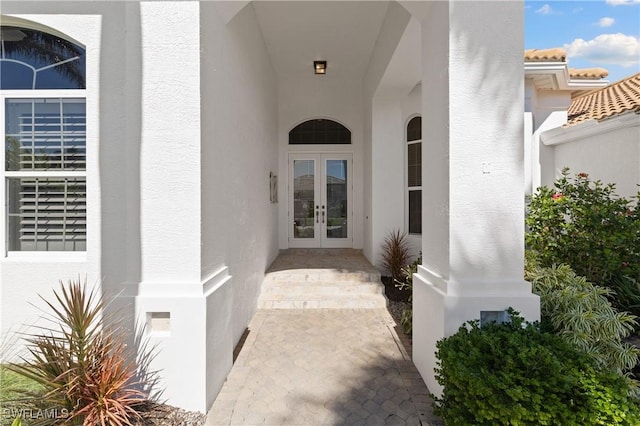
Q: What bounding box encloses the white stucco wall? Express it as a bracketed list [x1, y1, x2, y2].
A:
[200, 1, 279, 350]
[543, 114, 640, 198]
[364, 4, 424, 270]
[371, 98, 405, 272]
[138, 2, 201, 284]
[369, 85, 422, 274]
[137, 1, 280, 412]
[525, 80, 572, 193]
[362, 2, 412, 262]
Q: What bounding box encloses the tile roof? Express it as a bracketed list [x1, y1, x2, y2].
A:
[569, 67, 609, 80]
[525, 48, 609, 81]
[567, 73, 640, 126]
[524, 48, 566, 62]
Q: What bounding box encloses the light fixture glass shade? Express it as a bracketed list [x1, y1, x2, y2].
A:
[314, 61, 327, 75]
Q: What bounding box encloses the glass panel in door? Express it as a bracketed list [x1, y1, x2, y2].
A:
[325, 159, 348, 240]
[292, 159, 316, 239]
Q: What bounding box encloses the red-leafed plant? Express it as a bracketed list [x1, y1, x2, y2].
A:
[7, 279, 154, 425]
[380, 229, 411, 281]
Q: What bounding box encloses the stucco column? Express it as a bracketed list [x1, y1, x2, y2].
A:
[411, 0, 540, 396]
[134, 1, 231, 412]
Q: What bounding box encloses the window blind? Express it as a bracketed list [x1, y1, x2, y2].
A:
[7, 177, 86, 251]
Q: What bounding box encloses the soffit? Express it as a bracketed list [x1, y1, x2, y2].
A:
[252, 1, 390, 80]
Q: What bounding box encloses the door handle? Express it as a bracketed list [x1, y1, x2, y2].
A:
[322, 211, 325, 224]
[316, 210, 319, 223]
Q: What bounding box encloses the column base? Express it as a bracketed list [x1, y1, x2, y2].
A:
[135, 267, 232, 412]
[412, 267, 540, 397]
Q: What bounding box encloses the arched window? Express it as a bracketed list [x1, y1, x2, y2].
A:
[1, 26, 86, 251]
[289, 119, 351, 145]
[407, 116, 421, 234]
[0, 26, 86, 90]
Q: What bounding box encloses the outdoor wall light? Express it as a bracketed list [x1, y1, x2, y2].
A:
[314, 61, 327, 75]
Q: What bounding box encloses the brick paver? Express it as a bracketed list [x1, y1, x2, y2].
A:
[206, 309, 444, 425]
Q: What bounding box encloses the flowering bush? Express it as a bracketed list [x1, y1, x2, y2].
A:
[526, 169, 640, 315]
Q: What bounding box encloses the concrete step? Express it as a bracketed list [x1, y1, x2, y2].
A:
[258, 267, 387, 310]
[260, 282, 384, 296]
[257, 294, 387, 309]
[263, 270, 380, 283]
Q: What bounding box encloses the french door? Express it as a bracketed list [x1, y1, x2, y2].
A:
[289, 153, 352, 248]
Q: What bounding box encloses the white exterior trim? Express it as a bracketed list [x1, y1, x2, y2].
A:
[541, 112, 640, 146]
[524, 62, 609, 91]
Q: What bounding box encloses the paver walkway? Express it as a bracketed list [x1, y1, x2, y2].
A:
[206, 308, 444, 425]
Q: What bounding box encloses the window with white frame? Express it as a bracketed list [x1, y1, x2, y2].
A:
[407, 116, 421, 235]
[1, 26, 86, 251]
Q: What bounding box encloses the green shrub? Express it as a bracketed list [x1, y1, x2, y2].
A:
[525, 263, 639, 376]
[6, 279, 156, 426]
[434, 311, 640, 425]
[526, 169, 640, 314]
[380, 229, 410, 281]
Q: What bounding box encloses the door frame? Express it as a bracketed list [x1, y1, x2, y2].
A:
[288, 152, 353, 248]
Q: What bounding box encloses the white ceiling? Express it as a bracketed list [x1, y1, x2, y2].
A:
[251, 1, 391, 80]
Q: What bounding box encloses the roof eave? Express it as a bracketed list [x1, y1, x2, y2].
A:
[540, 112, 640, 146]
[524, 62, 609, 91]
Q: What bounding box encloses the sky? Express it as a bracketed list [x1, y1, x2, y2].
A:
[525, 0, 640, 82]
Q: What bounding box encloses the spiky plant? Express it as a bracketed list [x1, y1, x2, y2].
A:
[380, 229, 410, 281]
[7, 279, 151, 425]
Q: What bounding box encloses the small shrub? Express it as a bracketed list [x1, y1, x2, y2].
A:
[7, 279, 154, 425]
[434, 311, 640, 425]
[394, 253, 422, 335]
[380, 229, 410, 281]
[526, 263, 639, 376]
[526, 169, 640, 314]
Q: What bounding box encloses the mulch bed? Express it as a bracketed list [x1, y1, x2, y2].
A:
[132, 401, 207, 426]
[382, 276, 412, 348]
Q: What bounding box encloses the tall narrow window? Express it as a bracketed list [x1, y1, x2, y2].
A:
[2, 26, 86, 252]
[407, 116, 421, 234]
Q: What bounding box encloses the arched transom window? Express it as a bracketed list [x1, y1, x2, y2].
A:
[289, 119, 351, 145]
[1, 25, 86, 252]
[1, 26, 86, 90]
[407, 116, 421, 235]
